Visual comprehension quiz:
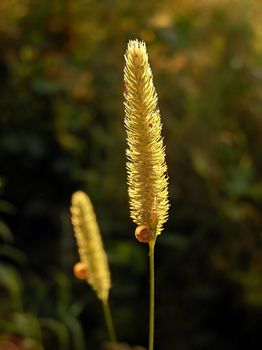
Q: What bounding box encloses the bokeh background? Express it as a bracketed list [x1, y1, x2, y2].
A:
[0, 0, 262, 349]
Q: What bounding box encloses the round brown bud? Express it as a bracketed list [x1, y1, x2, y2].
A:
[135, 225, 154, 243]
[73, 262, 88, 280]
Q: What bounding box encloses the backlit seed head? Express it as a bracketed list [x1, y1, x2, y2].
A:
[135, 225, 154, 243]
[73, 262, 88, 280]
[124, 39, 169, 237]
[70, 191, 111, 302]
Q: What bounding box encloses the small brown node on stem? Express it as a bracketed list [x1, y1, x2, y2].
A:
[73, 262, 88, 280]
[135, 225, 153, 243]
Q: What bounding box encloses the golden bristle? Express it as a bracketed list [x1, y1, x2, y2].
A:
[124, 39, 169, 237]
[70, 191, 111, 302]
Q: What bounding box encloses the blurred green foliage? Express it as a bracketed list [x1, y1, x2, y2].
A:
[0, 0, 262, 349]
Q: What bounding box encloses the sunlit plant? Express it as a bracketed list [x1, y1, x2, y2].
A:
[123, 39, 169, 350]
[70, 191, 117, 349]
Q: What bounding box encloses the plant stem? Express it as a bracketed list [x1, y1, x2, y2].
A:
[102, 300, 117, 349]
[149, 240, 155, 350]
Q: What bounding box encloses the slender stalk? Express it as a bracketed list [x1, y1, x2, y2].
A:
[102, 300, 117, 349]
[149, 240, 155, 350]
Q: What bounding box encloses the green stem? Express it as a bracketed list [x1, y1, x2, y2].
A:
[149, 240, 155, 350]
[102, 300, 117, 349]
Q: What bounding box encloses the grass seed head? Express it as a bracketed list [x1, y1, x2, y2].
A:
[70, 191, 111, 302]
[124, 39, 169, 238]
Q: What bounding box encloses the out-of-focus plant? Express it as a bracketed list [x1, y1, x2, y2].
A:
[70, 191, 117, 348]
[0, 180, 43, 349]
[0, 180, 85, 350]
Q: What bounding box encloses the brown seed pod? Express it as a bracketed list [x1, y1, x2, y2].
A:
[73, 262, 88, 280]
[135, 225, 154, 243]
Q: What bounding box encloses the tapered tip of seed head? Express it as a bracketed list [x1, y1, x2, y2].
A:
[127, 39, 146, 50]
[126, 39, 148, 62]
[71, 190, 88, 205]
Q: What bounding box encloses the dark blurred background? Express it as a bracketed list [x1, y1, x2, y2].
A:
[0, 0, 261, 349]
